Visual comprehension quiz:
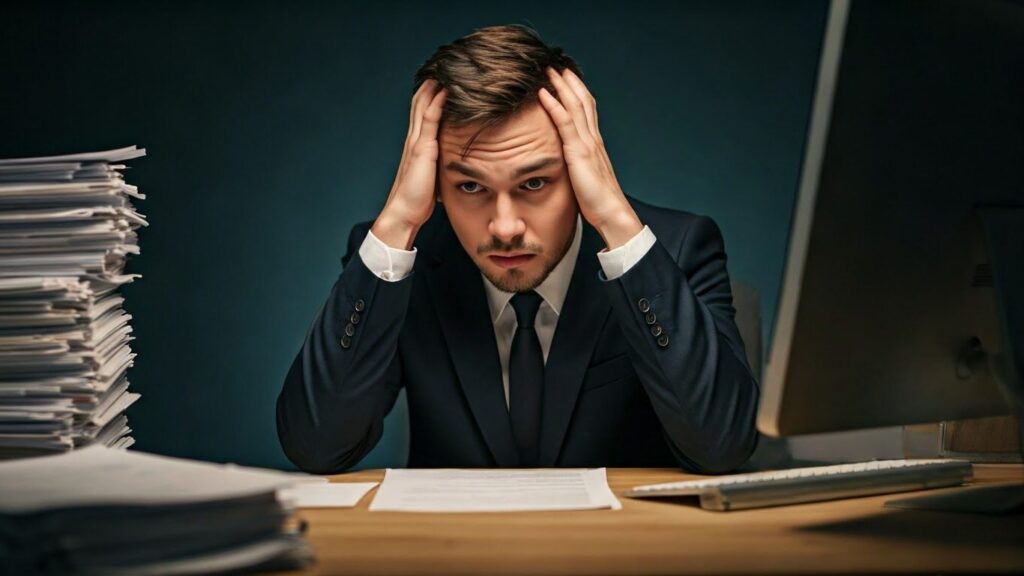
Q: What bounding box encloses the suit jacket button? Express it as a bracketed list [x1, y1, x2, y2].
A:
[350, 311, 361, 325]
[344, 323, 356, 337]
[657, 334, 670, 348]
[340, 335, 352, 349]
[645, 311, 657, 325]
[637, 298, 651, 313]
[650, 324, 663, 337]
[354, 299, 366, 312]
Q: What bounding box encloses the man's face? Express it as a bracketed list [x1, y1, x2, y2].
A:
[437, 101, 578, 293]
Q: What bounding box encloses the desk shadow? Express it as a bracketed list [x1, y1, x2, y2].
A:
[795, 508, 1024, 549]
[627, 495, 705, 510]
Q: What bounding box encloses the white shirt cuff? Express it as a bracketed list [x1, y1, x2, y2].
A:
[357, 228, 417, 282]
[596, 225, 657, 280]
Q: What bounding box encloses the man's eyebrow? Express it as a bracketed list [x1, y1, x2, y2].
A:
[511, 157, 561, 178]
[444, 156, 561, 180]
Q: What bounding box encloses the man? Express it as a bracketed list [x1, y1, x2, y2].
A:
[276, 24, 759, 474]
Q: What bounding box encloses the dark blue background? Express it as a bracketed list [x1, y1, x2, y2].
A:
[0, 0, 827, 469]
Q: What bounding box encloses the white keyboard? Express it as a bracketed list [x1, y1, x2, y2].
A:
[624, 459, 973, 511]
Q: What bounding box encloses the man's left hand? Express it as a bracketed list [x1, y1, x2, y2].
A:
[537, 65, 643, 250]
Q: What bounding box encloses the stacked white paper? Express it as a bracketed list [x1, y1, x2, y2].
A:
[0, 445, 316, 574]
[0, 146, 146, 458]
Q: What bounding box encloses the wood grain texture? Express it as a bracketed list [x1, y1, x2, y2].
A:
[945, 415, 1021, 454]
[283, 466, 1024, 575]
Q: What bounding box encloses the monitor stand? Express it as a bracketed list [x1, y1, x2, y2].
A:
[886, 207, 1024, 515]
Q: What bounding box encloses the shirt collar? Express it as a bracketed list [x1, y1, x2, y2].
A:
[482, 213, 583, 322]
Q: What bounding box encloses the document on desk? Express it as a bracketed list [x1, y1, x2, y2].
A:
[368, 468, 622, 512]
[278, 482, 379, 508]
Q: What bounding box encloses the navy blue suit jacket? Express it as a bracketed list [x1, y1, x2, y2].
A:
[277, 196, 760, 474]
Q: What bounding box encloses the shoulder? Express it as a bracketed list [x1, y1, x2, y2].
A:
[625, 195, 725, 257]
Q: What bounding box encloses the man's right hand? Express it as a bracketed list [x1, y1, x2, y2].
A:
[370, 79, 448, 250]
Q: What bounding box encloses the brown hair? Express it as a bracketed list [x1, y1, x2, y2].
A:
[414, 24, 583, 158]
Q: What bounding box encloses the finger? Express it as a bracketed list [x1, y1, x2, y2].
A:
[393, 80, 439, 195]
[537, 86, 588, 151]
[545, 67, 595, 147]
[559, 69, 617, 182]
[415, 86, 448, 149]
[408, 80, 432, 135]
[559, 68, 600, 143]
[410, 80, 440, 144]
[410, 79, 441, 145]
[407, 79, 435, 140]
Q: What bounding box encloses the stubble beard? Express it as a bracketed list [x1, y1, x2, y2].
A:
[478, 222, 577, 293]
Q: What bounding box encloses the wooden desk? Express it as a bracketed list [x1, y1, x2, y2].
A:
[291, 465, 1024, 574]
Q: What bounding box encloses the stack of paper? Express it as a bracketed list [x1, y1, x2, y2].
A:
[0, 445, 316, 574]
[0, 146, 147, 458]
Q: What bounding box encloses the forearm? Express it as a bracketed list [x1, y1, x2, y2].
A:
[276, 252, 411, 473]
[605, 238, 759, 474]
[371, 207, 422, 251]
[593, 198, 644, 250]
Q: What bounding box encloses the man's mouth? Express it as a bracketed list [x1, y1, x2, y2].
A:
[487, 253, 536, 269]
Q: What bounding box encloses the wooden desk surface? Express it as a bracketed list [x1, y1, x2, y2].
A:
[289, 465, 1024, 575]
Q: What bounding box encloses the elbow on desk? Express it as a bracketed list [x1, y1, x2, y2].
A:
[682, 353, 761, 474]
[673, 434, 759, 475]
[275, 390, 373, 475]
[667, 409, 760, 475]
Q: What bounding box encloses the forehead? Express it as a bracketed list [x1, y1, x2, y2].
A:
[439, 101, 563, 167]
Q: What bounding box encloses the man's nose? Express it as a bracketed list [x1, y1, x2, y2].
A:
[488, 192, 527, 244]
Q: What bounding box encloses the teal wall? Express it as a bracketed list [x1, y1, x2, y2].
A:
[0, 1, 827, 469]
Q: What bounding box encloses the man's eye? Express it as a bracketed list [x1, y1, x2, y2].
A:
[457, 182, 482, 194]
[522, 178, 548, 191]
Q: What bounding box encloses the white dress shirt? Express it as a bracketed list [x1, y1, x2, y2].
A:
[358, 214, 658, 408]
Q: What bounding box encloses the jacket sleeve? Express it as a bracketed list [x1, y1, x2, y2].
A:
[602, 214, 760, 474]
[276, 222, 411, 473]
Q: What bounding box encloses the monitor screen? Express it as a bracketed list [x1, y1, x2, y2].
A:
[758, 0, 1024, 437]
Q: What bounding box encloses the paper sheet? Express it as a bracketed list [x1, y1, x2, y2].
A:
[278, 482, 379, 508]
[368, 468, 622, 512]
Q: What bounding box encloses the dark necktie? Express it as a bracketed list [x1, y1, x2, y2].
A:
[509, 291, 544, 467]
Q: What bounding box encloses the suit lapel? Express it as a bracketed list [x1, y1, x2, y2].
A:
[538, 223, 612, 466]
[425, 225, 521, 467]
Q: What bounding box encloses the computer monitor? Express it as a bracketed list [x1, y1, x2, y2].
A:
[757, 0, 1024, 446]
